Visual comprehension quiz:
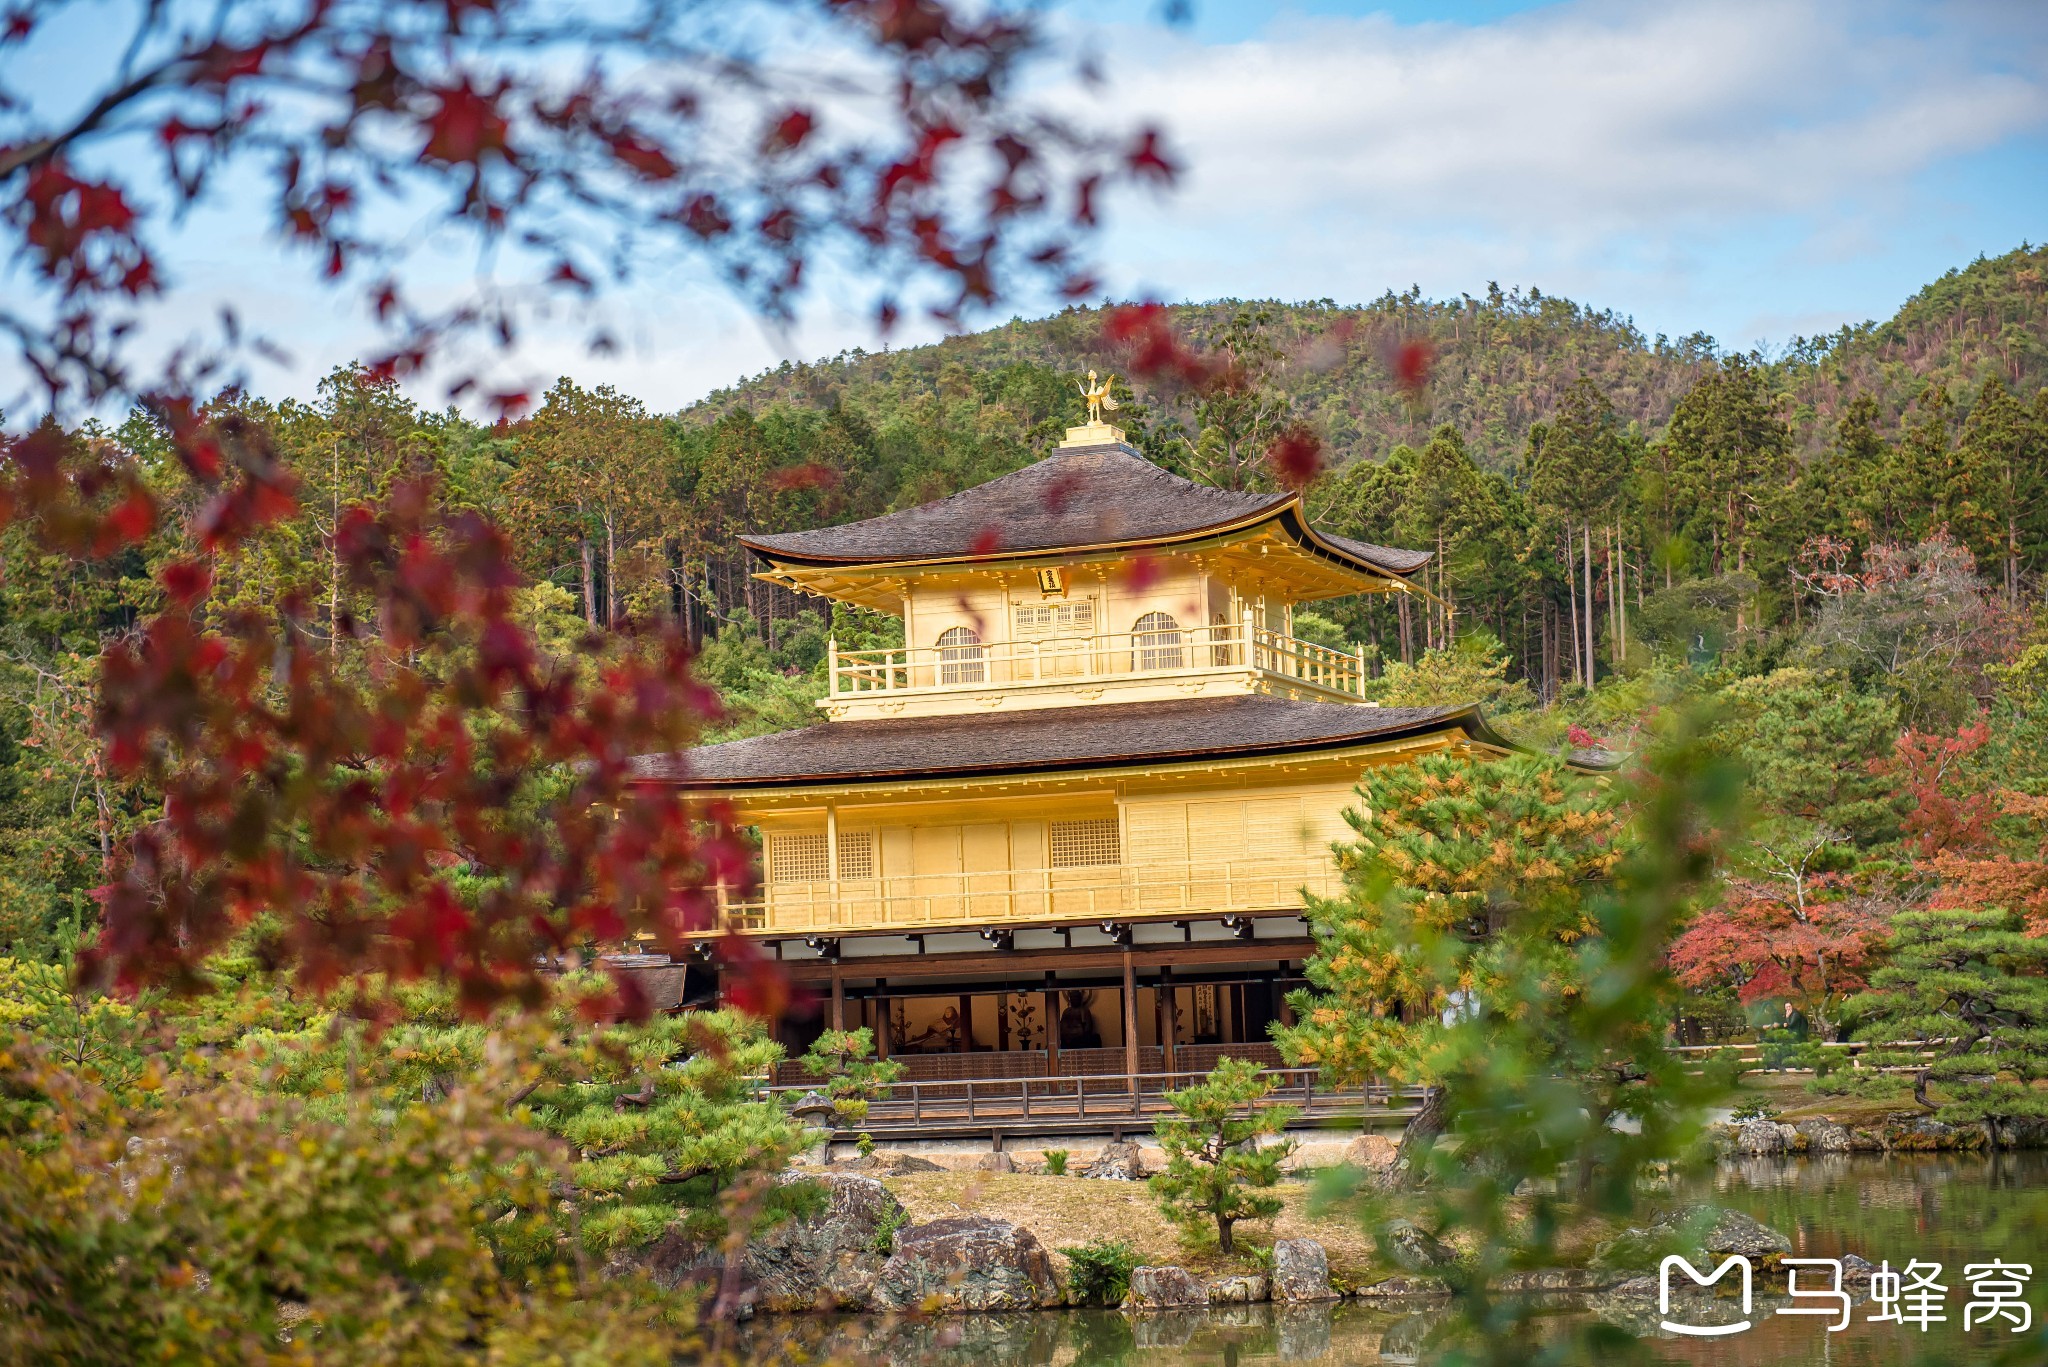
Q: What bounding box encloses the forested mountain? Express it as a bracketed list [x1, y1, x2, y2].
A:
[697, 241, 2048, 471]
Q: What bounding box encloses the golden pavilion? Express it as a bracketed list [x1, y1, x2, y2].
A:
[636, 413, 1520, 1113]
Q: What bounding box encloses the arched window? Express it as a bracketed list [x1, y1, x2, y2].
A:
[1133, 611, 1184, 671]
[936, 625, 985, 685]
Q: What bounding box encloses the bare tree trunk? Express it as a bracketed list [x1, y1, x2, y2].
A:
[579, 537, 598, 626]
[1564, 536, 1582, 688]
[1397, 593, 1413, 665]
[605, 512, 620, 626]
[1582, 522, 1596, 687]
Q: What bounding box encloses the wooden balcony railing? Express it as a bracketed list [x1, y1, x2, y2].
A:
[716, 854, 1342, 934]
[826, 616, 1369, 701]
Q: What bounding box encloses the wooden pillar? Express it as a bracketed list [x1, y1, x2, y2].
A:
[875, 977, 890, 1058]
[1157, 966, 1176, 1074]
[958, 993, 975, 1052]
[1278, 963, 1296, 1029]
[1043, 972, 1060, 1074]
[1122, 949, 1139, 1088]
[830, 966, 844, 1032]
[997, 991, 1011, 1052]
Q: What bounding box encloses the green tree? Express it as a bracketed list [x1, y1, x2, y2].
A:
[1529, 376, 1629, 685]
[1148, 1057, 1297, 1254]
[1666, 354, 1790, 630]
[1714, 666, 1900, 844]
[1846, 907, 2048, 1146]
[1953, 376, 2045, 603]
[1277, 751, 1626, 1182]
[797, 1027, 905, 1128]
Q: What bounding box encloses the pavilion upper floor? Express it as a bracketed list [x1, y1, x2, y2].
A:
[739, 429, 1432, 721]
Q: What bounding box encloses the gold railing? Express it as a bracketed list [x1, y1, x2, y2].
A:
[827, 617, 1368, 700]
[714, 854, 1343, 934]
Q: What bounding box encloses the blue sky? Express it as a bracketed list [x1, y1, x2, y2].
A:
[6, 0, 2045, 417]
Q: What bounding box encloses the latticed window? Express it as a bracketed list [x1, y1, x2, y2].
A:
[837, 830, 876, 881]
[1050, 818, 1120, 868]
[768, 832, 829, 884]
[936, 625, 985, 684]
[1015, 601, 1095, 637]
[769, 830, 875, 882]
[1133, 611, 1184, 671]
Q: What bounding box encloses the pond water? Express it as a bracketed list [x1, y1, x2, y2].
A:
[741, 1153, 2048, 1367]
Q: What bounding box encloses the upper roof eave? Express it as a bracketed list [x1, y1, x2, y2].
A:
[737, 440, 1431, 582]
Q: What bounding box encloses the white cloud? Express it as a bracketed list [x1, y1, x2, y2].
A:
[1069, 0, 2048, 335]
[1099, 0, 2046, 235]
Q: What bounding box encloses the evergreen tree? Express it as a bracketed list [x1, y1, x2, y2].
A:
[1666, 354, 1791, 625]
[1846, 907, 2048, 1146]
[1148, 1057, 1297, 1253]
[1277, 752, 1625, 1182]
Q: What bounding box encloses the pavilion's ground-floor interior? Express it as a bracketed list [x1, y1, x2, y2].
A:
[762, 947, 1311, 1088]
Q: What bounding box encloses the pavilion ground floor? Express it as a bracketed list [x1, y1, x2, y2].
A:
[716, 910, 1419, 1141]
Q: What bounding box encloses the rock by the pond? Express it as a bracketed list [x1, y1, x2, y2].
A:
[1083, 1140, 1146, 1180]
[1841, 1253, 1876, 1282]
[1491, 1268, 1605, 1294]
[1380, 1218, 1456, 1272]
[869, 1215, 1063, 1312]
[609, 1171, 905, 1311]
[1125, 1265, 1208, 1308]
[1594, 1204, 1793, 1272]
[976, 1150, 1016, 1174]
[1794, 1119, 1853, 1153]
[1659, 1205, 1793, 1259]
[1271, 1237, 1338, 1302]
[1732, 1119, 1801, 1154]
[1206, 1273, 1269, 1304]
[1879, 1115, 1985, 1152]
[1353, 1274, 1450, 1299]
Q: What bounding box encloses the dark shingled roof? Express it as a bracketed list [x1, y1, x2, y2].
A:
[632, 695, 1510, 790]
[739, 441, 1430, 578]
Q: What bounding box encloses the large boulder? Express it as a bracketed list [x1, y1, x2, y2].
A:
[608, 1171, 905, 1312]
[1125, 1265, 1207, 1309]
[1732, 1119, 1800, 1154]
[1206, 1273, 1269, 1304]
[1794, 1119, 1852, 1153]
[869, 1215, 1064, 1312]
[1879, 1115, 1984, 1152]
[1593, 1204, 1792, 1273]
[976, 1150, 1017, 1174]
[1083, 1141, 1145, 1181]
[1271, 1237, 1338, 1302]
[1380, 1218, 1456, 1272]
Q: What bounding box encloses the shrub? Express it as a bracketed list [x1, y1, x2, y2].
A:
[1059, 1238, 1140, 1307]
[1149, 1057, 1297, 1253]
[1043, 1148, 1068, 1176]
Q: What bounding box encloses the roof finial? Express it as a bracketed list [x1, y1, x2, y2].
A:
[1061, 370, 1126, 448]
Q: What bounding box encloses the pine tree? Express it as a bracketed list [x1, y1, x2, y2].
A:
[1276, 751, 1625, 1183]
[1148, 1057, 1297, 1253]
[1846, 907, 2048, 1147]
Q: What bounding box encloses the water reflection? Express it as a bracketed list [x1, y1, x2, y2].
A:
[739, 1153, 2048, 1367]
